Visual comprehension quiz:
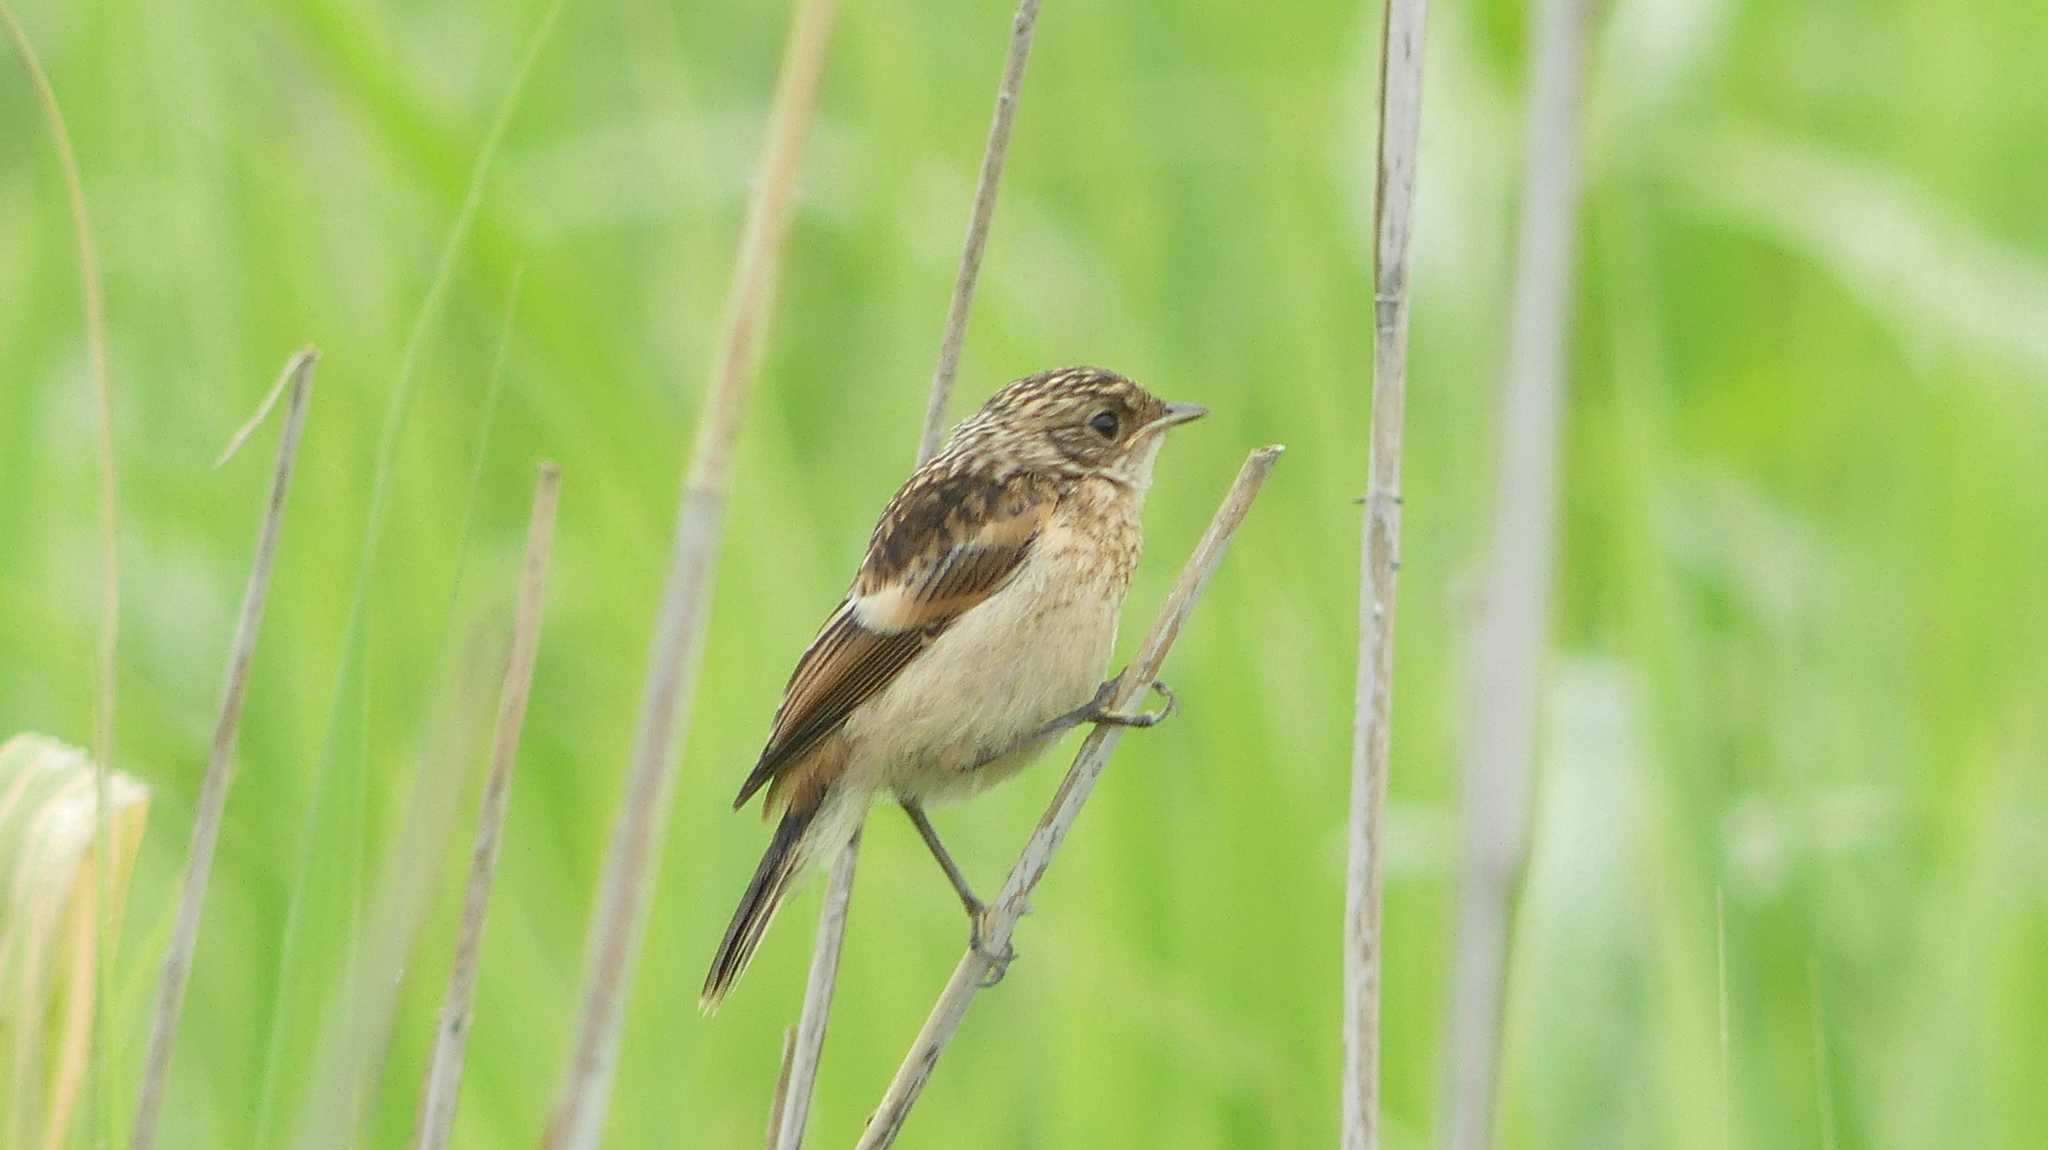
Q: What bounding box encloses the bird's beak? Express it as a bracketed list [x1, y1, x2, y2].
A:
[1149, 402, 1208, 432]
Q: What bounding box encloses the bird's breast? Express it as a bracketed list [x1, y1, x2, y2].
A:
[842, 491, 1144, 803]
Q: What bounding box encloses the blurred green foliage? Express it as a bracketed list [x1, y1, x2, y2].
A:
[3, 0, 2045, 1146]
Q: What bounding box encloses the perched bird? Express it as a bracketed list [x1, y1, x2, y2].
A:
[701, 366, 1205, 1010]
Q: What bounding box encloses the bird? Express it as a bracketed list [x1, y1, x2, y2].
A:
[700, 366, 1206, 1010]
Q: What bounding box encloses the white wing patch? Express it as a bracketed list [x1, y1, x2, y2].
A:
[850, 583, 923, 633]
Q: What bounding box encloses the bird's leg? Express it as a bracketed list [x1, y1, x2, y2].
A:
[960, 678, 1179, 776]
[900, 801, 1015, 984]
[911, 678, 1175, 985]
[900, 800, 985, 917]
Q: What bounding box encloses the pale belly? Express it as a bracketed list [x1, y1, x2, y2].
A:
[838, 547, 1121, 805]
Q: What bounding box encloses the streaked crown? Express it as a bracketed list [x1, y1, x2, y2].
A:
[939, 366, 1204, 485]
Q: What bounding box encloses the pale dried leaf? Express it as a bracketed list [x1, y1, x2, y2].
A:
[0, 734, 151, 1150]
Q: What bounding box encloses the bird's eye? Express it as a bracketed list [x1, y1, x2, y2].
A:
[1089, 410, 1121, 439]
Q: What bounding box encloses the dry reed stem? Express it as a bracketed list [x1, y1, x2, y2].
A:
[763, 1028, 797, 1150]
[852, 446, 1284, 1149]
[252, 7, 562, 1139]
[770, 831, 857, 1150]
[541, 2, 839, 1145]
[771, 6, 1043, 1142]
[286, 273, 526, 1150]
[1, 6, 121, 1138]
[917, 0, 1042, 462]
[1442, 1, 1587, 1146]
[289, 627, 501, 1150]
[131, 349, 318, 1150]
[1343, 1, 1429, 1148]
[410, 463, 562, 1150]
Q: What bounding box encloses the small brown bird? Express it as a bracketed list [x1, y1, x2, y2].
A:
[701, 366, 1205, 1009]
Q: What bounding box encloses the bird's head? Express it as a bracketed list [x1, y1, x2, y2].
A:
[948, 366, 1206, 489]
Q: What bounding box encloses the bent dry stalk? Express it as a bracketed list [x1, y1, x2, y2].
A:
[252, 6, 563, 1140]
[542, 1, 840, 1146]
[852, 444, 1284, 1150]
[411, 463, 562, 1150]
[133, 349, 318, 1150]
[772, 4, 1045, 1144]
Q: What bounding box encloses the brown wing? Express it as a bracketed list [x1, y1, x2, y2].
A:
[731, 467, 1056, 811]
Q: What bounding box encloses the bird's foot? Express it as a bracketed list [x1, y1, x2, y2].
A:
[1086, 678, 1178, 729]
[968, 901, 1018, 987]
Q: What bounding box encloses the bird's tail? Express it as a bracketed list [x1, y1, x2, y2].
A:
[701, 808, 814, 1012]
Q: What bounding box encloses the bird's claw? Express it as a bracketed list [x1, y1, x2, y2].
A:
[968, 904, 1017, 987]
[1089, 678, 1178, 729]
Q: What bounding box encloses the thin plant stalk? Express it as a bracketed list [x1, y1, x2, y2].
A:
[251, 6, 563, 1139]
[410, 463, 563, 1150]
[1442, 0, 1588, 1146]
[290, 626, 501, 1150]
[2, 6, 119, 1139]
[770, 834, 857, 1150]
[541, 2, 840, 1145]
[853, 446, 1284, 1149]
[287, 271, 526, 1150]
[917, 0, 1042, 462]
[1343, 1, 1430, 1148]
[131, 349, 318, 1150]
[771, 5, 1042, 1143]
[763, 1029, 797, 1150]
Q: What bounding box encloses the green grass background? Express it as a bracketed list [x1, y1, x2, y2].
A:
[5, 0, 2047, 1146]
